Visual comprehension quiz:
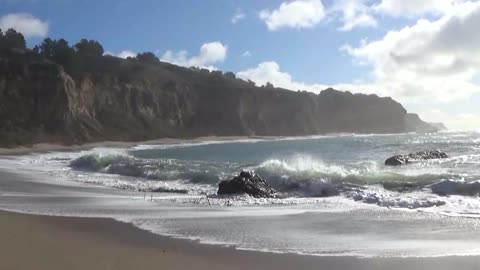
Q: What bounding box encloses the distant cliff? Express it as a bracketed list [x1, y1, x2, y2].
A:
[405, 113, 447, 133]
[0, 48, 441, 147]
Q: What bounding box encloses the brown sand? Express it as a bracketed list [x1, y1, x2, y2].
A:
[1, 211, 480, 270]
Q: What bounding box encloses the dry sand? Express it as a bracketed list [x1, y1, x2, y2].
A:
[1, 210, 480, 270]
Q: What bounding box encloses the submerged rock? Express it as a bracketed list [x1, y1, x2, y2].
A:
[385, 150, 448, 166]
[217, 171, 277, 198]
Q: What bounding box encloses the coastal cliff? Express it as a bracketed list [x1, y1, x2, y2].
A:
[0, 48, 440, 147]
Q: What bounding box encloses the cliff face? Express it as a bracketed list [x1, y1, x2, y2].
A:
[404, 113, 447, 133]
[0, 50, 440, 146]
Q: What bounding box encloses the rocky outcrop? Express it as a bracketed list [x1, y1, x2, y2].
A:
[385, 150, 448, 166]
[0, 49, 442, 147]
[218, 171, 277, 198]
[428, 122, 448, 131]
[404, 113, 445, 133]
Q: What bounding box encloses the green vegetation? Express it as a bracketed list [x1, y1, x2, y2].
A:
[136, 52, 159, 64]
[74, 39, 104, 57]
[0, 28, 247, 83]
[0, 28, 26, 50]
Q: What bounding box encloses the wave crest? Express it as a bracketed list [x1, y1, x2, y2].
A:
[430, 180, 480, 196]
[69, 153, 480, 204]
[69, 154, 222, 184]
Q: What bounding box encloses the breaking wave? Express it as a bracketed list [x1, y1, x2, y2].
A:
[251, 155, 464, 195]
[69, 153, 225, 184]
[68, 153, 480, 208]
[430, 180, 480, 196]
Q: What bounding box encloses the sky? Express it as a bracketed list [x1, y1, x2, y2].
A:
[1, 0, 480, 130]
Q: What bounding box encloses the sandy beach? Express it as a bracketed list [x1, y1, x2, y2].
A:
[0, 209, 479, 270]
[2, 137, 480, 270]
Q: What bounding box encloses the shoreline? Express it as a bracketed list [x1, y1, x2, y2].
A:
[3, 134, 480, 269]
[1, 210, 480, 270]
[0, 135, 284, 156]
[0, 132, 398, 156]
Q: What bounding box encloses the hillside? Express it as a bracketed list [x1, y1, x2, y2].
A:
[0, 32, 441, 147]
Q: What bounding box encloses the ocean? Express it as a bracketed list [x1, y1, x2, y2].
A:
[2, 131, 480, 257]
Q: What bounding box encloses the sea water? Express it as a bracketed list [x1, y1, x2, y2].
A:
[2, 132, 480, 257]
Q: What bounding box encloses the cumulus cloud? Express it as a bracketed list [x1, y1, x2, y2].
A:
[373, 0, 468, 17]
[257, 0, 474, 31]
[259, 0, 326, 30]
[330, 0, 377, 31]
[241, 1, 480, 129]
[342, 1, 480, 103]
[231, 9, 246, 24]
[236, 60, 381, 95]
[236, 61, 329, 91]
[161, 41, 227, 70]
[104, 50, 136, 59]
[0, 13, 48, 38]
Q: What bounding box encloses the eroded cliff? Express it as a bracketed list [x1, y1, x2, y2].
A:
[0, 49, 440, 147]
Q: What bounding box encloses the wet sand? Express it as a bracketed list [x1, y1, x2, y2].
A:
[0, 135, 280, 156]
[1, 210, 480, 270]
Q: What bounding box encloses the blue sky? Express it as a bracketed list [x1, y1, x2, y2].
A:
[1, 0, 480, 130]
[1, 0, 372, 83]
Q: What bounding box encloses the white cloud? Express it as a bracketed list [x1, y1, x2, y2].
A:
[257, 0, 470, 31]
[231, 9, 246, 24]
[330, 0, 377, 31]
[236, 61, 329, 91]
[242, 50, 252, 57]
[343, 1, 480, 103]
[117, 50, 136, 59]
[161, 41, 227, 70]
[373, 0, 468, 17]
[104, 50, 137, 59]
[235, 58, 480, 130]
[238, 1, 480, 129]
[259, 0, 326, 31]
[0, 13, 48, 38]
[419, 109, 480, 131]
[236, 60, 380, 95]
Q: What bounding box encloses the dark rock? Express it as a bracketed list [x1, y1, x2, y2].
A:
[217, 170, 277, 198]
[151, 187, 188, 194]
[385, 150, 448, 166]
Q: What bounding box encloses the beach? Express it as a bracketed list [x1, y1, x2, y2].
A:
[1, 209, 480, 270]
[0, 136, 279, 156]
[2, 133, 480, 269]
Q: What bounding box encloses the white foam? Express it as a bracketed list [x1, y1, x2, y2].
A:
[4, 133, 480, 258]
[133, 138, 266, 150]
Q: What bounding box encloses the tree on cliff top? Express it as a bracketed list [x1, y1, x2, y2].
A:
[34, 38, 75, 70]
[136, 52, 159, 64]
[74, 39, 104, 57]
[0, 28, 26, 50]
